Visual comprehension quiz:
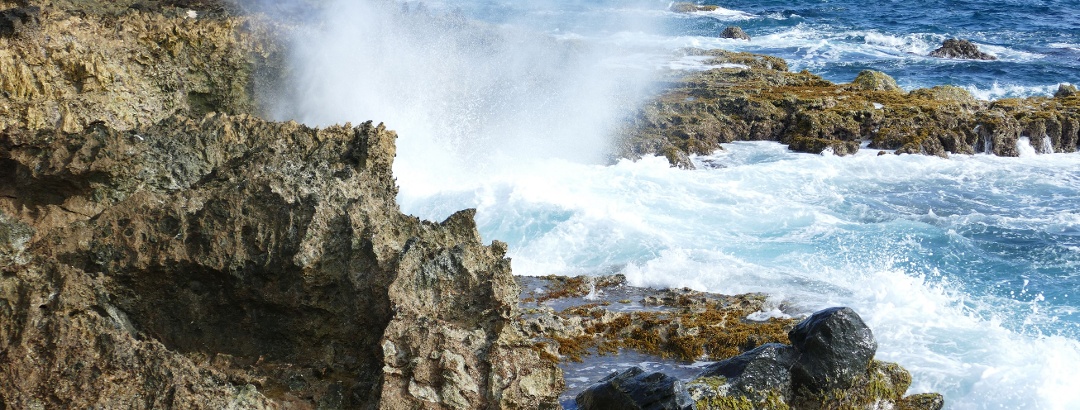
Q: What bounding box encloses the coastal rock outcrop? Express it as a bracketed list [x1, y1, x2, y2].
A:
[621, 49, 1080, 167]
[0, 2, 286, 133]
[691, 343, 797, 405]
[1, 113, 562, 409]
[720, 26, 750, 41]
[929, 38, 997, 60]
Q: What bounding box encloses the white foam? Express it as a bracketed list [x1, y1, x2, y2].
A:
[1016, 137, 1038, 157]
[666, 55, 749, 71]
[1048, 42, 1080, 51]
[965, 82, 1060, 100]
[400, 141, 1080, 408]
[977, 43, 1044, 62]
[695, 7, 756, 21]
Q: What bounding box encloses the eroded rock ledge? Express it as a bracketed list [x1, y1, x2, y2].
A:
[619, 49, 1080, 168]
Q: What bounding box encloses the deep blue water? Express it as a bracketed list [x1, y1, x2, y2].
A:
[691, 0, 1080, 96]
[443, 0, 1080, 98]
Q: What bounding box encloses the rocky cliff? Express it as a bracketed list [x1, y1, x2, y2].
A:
[1, 2, 560, 408]
[620, 49, 1080, 168]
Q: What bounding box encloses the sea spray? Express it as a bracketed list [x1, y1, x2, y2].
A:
[278, 0, 663, 195]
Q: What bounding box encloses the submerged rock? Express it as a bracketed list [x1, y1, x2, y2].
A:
[929, 38, 997, 60]
[720, 26, 750, 41]
[576, 366, 695, 410]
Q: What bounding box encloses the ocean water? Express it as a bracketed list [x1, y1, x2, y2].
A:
[283, 0, 1080, 408]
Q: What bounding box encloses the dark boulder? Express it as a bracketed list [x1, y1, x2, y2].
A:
[929, 38, 997, 60]
[788, 307, 877, 393]
[695, 343, 797, 403]
[0, 6, 40, 38]
[576, 366, 695, 410]
[720, 26, 750, 41]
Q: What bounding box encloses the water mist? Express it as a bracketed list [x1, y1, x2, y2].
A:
[277, 0, 664, 213]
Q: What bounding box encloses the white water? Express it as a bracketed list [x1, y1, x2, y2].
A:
[275, 1, 1080, 408]
[398, 145, 1080, 409]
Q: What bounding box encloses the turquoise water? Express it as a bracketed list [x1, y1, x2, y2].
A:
[284, 1, 1080, 408]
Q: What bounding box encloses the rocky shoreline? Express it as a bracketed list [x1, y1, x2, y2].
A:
[0, 1, 1004, 408]
[617, 49, 1079, 168]
[516, 275, 943, 410]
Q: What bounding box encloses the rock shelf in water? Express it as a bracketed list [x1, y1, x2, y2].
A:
[618, 49, 1080, 168]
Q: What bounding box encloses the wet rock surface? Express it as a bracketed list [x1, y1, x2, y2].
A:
[620, 49, 1080, 167]
[929, 38, 997, 60]
[694, 343, 797, 404]
[788, 307, 877, 393]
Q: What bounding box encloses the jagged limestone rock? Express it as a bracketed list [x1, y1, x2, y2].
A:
[1, 114, 561, 408]
[0, 5, 286, 133]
